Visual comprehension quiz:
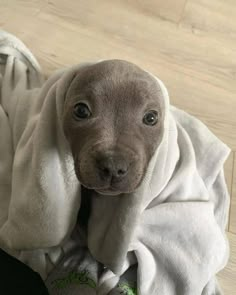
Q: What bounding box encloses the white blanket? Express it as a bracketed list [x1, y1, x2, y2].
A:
[0, 31, 230, 295]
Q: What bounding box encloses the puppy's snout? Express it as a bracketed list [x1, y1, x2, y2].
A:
[96, 153, 128, 181]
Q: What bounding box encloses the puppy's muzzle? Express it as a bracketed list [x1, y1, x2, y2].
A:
[96, 152, 129, 182]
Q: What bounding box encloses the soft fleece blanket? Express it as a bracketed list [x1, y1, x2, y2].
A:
[0, 31, 230, 295]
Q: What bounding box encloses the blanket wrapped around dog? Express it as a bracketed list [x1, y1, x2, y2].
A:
[0, 31, 230, 295]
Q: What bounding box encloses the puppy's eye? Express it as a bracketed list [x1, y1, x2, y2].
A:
[143, 110, 158, 126]
[73, 103, 91, 120]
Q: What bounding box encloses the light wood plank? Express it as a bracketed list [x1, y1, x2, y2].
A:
[119, 0, 187, 23]
[218, 232, 236, 294]
[1, 0, 236, 150]
[180, 0, 236, 42]
[229, 154, 236, 233]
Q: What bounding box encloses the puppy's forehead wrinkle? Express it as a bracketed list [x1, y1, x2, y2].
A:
[66, 60, 164, 105]
[88, 77, 161, 104]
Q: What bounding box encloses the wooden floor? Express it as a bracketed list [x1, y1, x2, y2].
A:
[1, 0, 236, 293]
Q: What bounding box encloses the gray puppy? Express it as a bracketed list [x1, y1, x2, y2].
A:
[46, 59, 166, 294]
[62, 60, 165, 197]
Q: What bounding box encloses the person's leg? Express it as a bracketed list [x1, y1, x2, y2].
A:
[0, 249, 49, 295]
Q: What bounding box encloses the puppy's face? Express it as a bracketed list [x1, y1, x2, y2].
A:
[62, 60, 165, 196]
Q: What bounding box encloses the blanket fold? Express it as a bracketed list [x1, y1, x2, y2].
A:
[0, 31, 230, 295]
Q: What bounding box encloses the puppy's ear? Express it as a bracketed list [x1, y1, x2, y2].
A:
[56, 62, 96, 107]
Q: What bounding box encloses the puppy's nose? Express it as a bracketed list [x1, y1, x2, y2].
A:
[96, 153, 128, 180]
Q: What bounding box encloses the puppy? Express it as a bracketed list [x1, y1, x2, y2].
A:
[62, 60, 165, 198]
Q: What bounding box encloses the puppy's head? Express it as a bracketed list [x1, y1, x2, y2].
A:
[62, 60, 165, 196]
